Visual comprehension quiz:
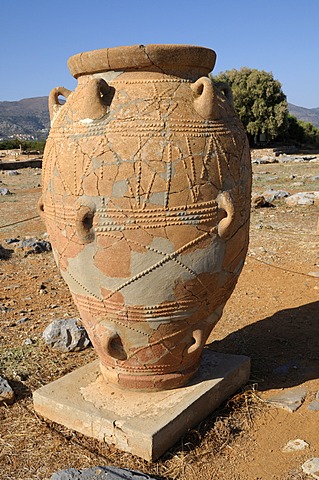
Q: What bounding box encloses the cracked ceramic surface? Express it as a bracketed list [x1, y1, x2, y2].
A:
[41, 44, 251, 391]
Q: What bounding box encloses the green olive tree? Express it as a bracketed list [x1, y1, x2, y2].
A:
[211, 67, 289, 143]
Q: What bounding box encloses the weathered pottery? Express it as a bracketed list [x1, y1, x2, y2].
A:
[40, 44, 251, 391]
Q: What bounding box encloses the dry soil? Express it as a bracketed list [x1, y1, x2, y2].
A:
[0, 150, 318, 480]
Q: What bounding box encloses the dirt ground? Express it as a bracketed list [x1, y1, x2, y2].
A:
[0, 150, 318, 480]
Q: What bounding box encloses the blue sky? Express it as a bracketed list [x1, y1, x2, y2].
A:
[1, 0, 318, 108]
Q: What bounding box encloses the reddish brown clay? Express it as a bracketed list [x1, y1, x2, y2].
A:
[41, 44, 251, 391]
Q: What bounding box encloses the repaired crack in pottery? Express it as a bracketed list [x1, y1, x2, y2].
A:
[40, 44, 251, 391]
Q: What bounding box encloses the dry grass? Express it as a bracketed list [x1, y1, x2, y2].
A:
[159, 386, 263, 480]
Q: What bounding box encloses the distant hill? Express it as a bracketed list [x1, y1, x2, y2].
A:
[288, 103, 319, 128]
[0, 97, 50, 140]
[1, 96, 318, 140]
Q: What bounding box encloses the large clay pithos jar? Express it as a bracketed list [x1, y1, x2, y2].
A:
[40, 44, 251, 391]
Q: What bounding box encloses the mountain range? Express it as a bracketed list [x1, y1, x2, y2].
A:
[0, 97, 50, 140]
[287, 103, 319, 128]
[0, 97, 318, 140]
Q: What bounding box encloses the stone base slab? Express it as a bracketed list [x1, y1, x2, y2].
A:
[33, 349, 250, 461]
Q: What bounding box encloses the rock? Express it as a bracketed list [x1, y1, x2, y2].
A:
[285, 192, 319, 206]
[277, 155, 316, 163]
[252, 156, 278, 164]
[308, 272, 319, 278]
[253, 195, 274, 209]
[265, 387, 307, 412]
[282, 439, 309, 452]
[308, 400, 319, 411]
[308, 391, 319, 411]
[16, 316, 30, 324]
[7, 170, 19, 176]
[4, 238, 20, 244]
[0, 376, 15, 405]
[302, 458, 319, 479]
[50, 466, 158, 480]
[262, 189, 290, 202]
[277, 155, 295, 163]
[0, 187, 12, 195]
[43, 318, 91, 352]
[18, 238, 52, 254]
[10, 237, 52, 254]
[0, 305, 11, 313]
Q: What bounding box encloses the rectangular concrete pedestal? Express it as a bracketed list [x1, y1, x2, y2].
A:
[33, 349, 250, 461]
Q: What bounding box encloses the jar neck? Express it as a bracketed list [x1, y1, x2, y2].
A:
[77, 68, 208, 86]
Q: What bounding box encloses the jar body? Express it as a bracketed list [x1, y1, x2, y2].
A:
[41, 45, 251, 390]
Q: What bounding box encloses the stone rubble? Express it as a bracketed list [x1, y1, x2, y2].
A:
[5, 237, 52, 254]
[252, 187, 319, 208]
[50, 466, 158, 480]
[251, 149, 319, 209]
[262, 188, 290, 202]
[285, 191, 319, 206]
[0, 376, 15, 405]
[43, 318, 91, 352]
[251, 147, 319, 167]
[277, 155, 318, 163]
[252, 156, 278, 164]
[252, 153, 319, 165]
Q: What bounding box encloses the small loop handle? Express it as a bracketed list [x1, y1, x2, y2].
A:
[191, 76, 219, 120]
[48, 86, 72, 122]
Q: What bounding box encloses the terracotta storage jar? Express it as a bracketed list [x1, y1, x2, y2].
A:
[40, 44, 251, 391]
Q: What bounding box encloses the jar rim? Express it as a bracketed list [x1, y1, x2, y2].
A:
[68, 44, 216, 78]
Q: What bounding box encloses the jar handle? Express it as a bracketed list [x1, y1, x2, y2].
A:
[75, 205, 95, 244]
[191, 77, 219, 120]
[217, 191, 235, 239]
[48, 86, 72, 123]
[76, 78, 111, 120]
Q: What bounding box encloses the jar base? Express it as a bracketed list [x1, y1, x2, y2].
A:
[99, 361, 200, 392]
